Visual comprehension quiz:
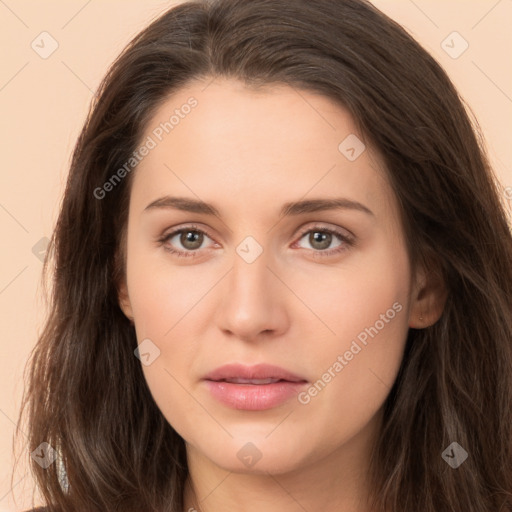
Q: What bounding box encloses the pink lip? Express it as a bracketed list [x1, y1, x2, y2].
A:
[203, 363, 308, 411]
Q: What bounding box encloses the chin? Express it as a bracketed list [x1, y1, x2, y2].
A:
[195, 434, 314, 475]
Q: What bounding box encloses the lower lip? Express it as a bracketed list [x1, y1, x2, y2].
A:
[204, 380, 308, 410]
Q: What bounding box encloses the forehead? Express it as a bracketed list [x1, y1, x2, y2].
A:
[130, 78, 395, 222]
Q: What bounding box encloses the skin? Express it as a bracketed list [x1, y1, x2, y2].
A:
[118, 77, 446, 512]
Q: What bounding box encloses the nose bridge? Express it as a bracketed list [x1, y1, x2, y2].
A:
[230, 235, 272, 300]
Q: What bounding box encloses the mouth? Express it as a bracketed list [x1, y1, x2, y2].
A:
[203, 364, 308, 410]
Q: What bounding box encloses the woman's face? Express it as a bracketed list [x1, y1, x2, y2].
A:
[118, 78, 433, 476]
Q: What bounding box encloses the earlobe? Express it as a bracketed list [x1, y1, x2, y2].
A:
[408, 262, 448, 329]
[117, 280, 134, 323]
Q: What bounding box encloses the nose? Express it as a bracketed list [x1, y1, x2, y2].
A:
[214, 246, 289, 342]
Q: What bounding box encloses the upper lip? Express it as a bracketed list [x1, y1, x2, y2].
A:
[204, 363, 308, 383]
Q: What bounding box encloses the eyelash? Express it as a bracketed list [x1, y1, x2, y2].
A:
[157, 224, 355, 259]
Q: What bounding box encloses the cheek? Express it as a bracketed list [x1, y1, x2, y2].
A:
[294, 233, 410, 347]
[126, 237, 208, 338]
[126, 253, 210, 438]
[297, 240, 410, 425]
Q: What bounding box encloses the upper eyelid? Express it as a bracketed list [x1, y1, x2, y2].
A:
[296, 223, 354, 239]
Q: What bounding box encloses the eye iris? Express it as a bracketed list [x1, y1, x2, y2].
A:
[181, 230, 203, 250]
[310, 231, 332, 250]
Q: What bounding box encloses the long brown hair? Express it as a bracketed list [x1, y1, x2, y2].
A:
[14, 0, 512, 510]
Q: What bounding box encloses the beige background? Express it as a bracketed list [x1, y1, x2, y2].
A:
[1, 1, 511, 510]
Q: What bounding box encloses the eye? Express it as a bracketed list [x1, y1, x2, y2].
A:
[293, 225, 355, 257]
[157, 225, 216, 258]
[157, 224, 355, 259]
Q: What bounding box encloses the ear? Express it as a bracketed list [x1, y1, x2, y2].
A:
[408, 258, 448, 329]
[117, 277, 135, 324]
[114, 233, 134, 324]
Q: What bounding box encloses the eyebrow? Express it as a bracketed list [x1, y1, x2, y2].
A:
[143, 196, 374, 217]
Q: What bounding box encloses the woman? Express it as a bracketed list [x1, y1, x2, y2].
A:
[15, 0, 512, 511]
